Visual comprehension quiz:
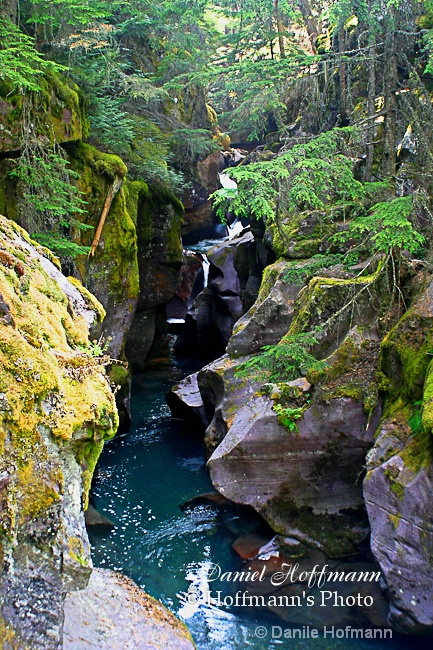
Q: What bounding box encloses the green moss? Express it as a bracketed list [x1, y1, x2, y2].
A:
[416, 14, 433, 29]
[384, 460, 404, 495]
[401, 426, 433, 473]
[422, 359, 433, 433]
[40, 71, 89, 142]
[380, 311, 433, 405]
[124, 179, 149, 225]
[67, 535, 90, 567]
[17, 460, 62, 523]
[107, 363, 129, 389]
[389, 513, 401, 529]
[67, 276, 106, 324]
[73, 438, 105, 509]
[67, 144, 140, 306]
[289, 272, 379, 337]
[0, 214, 118, 532]
[0, 162, 19, 222]
[69, 142, 127, 179]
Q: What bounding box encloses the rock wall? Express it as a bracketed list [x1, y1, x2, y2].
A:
[168, 239, 433, 635]
[67, 143, 140, 361]
[125, 187, 185, 370]
[363, 274, 433, 635]
[0, 216, 118, 648]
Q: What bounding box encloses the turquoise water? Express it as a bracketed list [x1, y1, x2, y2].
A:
[89, 363, 427, 650]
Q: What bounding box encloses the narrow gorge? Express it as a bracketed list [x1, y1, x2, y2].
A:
[1, 1, 433, 648]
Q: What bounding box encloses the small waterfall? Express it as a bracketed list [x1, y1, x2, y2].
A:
[202, 254, 210, 288]
[218, 172, 237, 190]
[218, 172, 244, 239]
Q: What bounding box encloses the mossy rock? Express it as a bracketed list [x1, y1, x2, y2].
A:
[0, 71, 88, 153]
[380, 281, 433, 407]
[67, 143, 140, 357]
[0, 214, 118, 644]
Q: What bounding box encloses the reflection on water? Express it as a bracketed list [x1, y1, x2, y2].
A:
[89, 366, 426, 650]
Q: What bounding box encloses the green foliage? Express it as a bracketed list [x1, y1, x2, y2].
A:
[10, 148, 86, 221]
[77, 335, 110, 357]
[0, 17, 65, 90]
[333, 195, 425, 255]
[32, 233, 91, 257]
[409, 401, 424, 435]
[168, 128, 218, 169]
[211, 128, 368, 223]
[272, 403, 304, 433]
[23, 0, 123, 36]
[235, 329, 326, 383]
[88, 96, 135, 153]
[283, 254, 347, 283]
[9, 145, 93, 258]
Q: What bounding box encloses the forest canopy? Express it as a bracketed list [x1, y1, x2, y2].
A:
[2, 0, 433, 259]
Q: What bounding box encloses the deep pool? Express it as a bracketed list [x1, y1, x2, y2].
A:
[89, 362, 428, 650]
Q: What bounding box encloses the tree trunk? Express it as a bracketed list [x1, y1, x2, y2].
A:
[365, 41, 377, 180]
[297, 0, 318, 53]
[274, 0, 286, 59]
[383, 22, 397, 178]
[338, 25, 347, 123]
[89, 176, 123, 257]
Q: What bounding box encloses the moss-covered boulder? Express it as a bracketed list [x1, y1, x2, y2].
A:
[0, 215, 118, 648]
[0, 71, 88, 154]
[67, 142, 140, 360]
[363, 274, 433, 636]
[227, 258, 306, 357]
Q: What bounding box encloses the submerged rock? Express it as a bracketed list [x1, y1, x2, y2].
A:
[85, 504, 115, 530]
[64, 568, 195, 650]
[0, 215, 118, 648]
[166, 371, 210, 430]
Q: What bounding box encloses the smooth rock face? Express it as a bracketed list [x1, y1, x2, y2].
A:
[181, 150, 224, 239]
[227, 259, 305, 357]
[127, 198, 184, 369]
[197, 354, 263, 452]
[166, 371, 210, 429]
[364, 419, 433, 636]
[64, 568, 195, 650]
[208, 393, 380, 556]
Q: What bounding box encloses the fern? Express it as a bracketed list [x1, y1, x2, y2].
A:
[335, 195, 425, 255]
[235, 330, 326, 383]
[0, 17, 65, 90]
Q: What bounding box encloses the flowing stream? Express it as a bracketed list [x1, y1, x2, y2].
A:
[89, 357, 424, 650]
